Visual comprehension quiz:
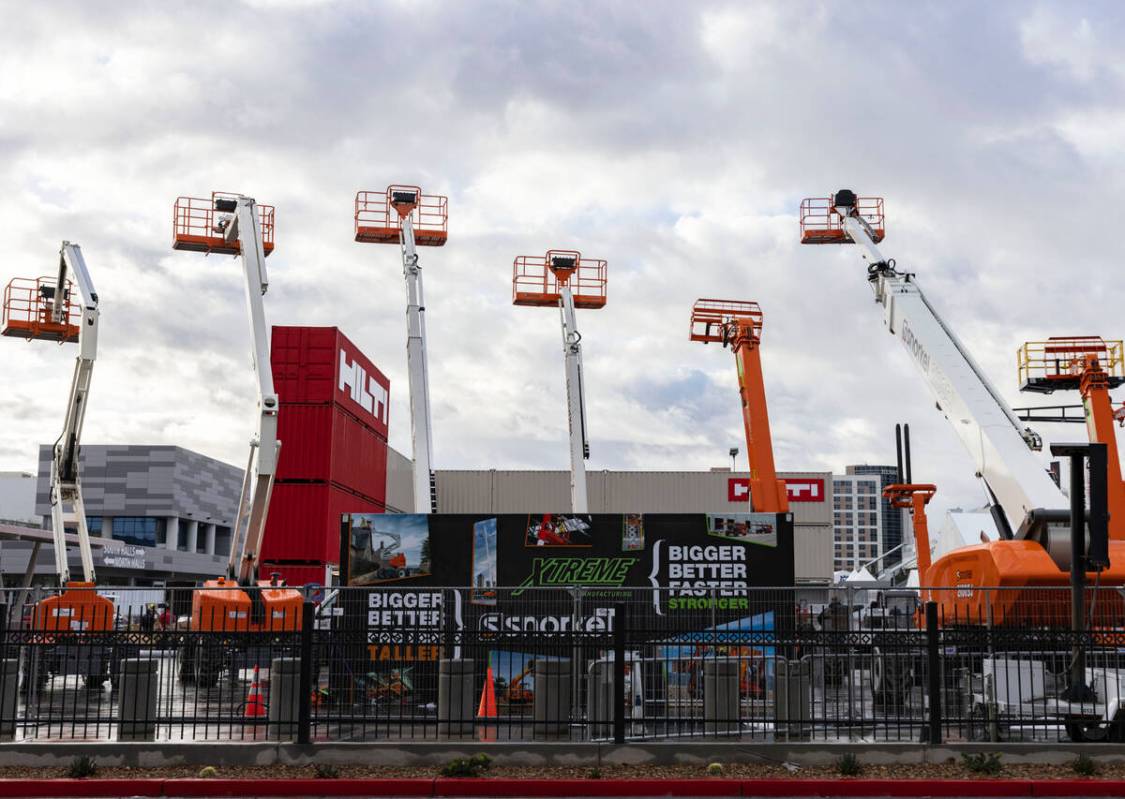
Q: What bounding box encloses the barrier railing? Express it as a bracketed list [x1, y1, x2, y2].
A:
[1, 585, 1123, 744]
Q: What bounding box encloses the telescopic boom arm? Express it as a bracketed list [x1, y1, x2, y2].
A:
[218, 196, 280, 582]
[806, 191, 1069, 554]
[49, 242, 98, 585]
[398, 196, 438, 514]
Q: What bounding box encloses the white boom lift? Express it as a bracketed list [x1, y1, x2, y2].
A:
[513, 250, 608, 513]
[172, 192, 279, 582]
[354, 186, 449, 513]
[48, 242, 99, 585]
[800, 190, 1072, 565]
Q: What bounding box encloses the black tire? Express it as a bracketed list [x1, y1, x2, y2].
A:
[194, 645, 221, 689]
[872, 646, 912, 711]
[1066, 718, 1125, 743]
[178, 639, 197, 685]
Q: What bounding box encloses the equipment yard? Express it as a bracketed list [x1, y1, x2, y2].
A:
[3, 2, 1125, 794]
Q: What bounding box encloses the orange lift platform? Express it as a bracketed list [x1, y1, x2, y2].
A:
[355, 186, 448, 246]
[512, 249, 607, 309]
[2, 277, 82, 342]
[173, 192, 275, 256]
[690, 299, 788, 514]
[799, 195, 885, 244]
[1017, 337, 1125, 542]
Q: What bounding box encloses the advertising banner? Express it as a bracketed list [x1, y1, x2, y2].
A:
[338, 512, 793, 653]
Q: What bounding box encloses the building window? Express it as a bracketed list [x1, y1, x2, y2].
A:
[111, 517, 165, 548]
[86, 517, 103, 536]
[214, 526, 232, 557]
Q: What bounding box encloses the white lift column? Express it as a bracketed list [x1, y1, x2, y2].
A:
[49, 242, 99, 585]
[222, 196, 280, 582]
[558, 282, 590, 513]
[400, 210, 437, 513]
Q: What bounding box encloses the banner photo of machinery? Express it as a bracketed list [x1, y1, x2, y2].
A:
[336, 512, 795, 665]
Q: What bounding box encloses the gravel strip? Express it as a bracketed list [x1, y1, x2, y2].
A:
[1, 761, 1124, 781]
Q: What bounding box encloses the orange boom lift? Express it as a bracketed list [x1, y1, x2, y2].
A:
[172, 192, 300, 685]
[689, 300, 788, 513]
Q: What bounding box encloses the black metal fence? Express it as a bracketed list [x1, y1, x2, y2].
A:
[1, 585, 1124, 744]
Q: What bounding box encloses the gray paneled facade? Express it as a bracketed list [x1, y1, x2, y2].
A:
[7, 445, 246, 585]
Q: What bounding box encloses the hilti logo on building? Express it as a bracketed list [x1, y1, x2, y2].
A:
[728, 478, 824, 503]
[339, 349, 388, 425]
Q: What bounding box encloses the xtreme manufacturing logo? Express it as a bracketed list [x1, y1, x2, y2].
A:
[512, 557, 638, 596]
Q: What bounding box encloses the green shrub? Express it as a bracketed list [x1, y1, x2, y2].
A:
[961, 752, 1002, 776]
[837, 753, 862, 776]
[198, 766, 218, 779]
[587, 768, 602, 779]
[1072, 754, 1099, 777]
[314, 764, 340, 779]
[441, 754, 492, 778]
[67, 756, 98, 779]
[706, 762, 724, 776]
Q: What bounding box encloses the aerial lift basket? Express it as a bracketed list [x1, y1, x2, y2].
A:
[799, 195, 885, 244]
[2, 277, 81, 342]
[513, 250, 607, 309]
[355, 185, 448, 246]
[689, 299, 762, 345]
[173, 192, 275, 256]
[1018, 337, 1125, 393]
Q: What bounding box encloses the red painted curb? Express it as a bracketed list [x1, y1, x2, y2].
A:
[162, 778, 435, 797]
[434, 778, 745, 797]
[2, 776, 1125, 798]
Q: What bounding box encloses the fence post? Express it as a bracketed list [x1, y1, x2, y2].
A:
[925, 600, 942, 744]
[613, 602, 626, 745]
[0, 602, 11, 742]
[296, 600, 315, 745]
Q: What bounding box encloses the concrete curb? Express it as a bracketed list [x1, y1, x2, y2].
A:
[2, 779, 1125, 798]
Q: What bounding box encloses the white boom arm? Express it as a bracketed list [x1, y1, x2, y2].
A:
[49, 242, 98, 585]
[400, 213, 438, 513]
[836, 200, 1071, 560]
[559, 284, 590, 513]
[222, 196, 280, 582]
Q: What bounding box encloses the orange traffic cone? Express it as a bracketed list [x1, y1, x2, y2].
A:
[477, 665, 497, 741]
[244, 665, 267, 719]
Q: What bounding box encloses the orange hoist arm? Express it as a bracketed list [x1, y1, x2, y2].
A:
[1080, 357, 1125, 541]
[884, 483, 936, 591]
[690, 299, 788, 513]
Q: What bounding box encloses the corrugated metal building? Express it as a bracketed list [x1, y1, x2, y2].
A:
[384, 448, 833, 583]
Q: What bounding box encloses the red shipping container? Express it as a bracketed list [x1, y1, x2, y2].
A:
[261, 481, 384, 563]
[276, 403, 388, 501]
[259, 563, 329, 588]
[271, 326, 390, 439]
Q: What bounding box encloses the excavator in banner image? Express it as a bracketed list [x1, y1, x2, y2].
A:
[3, 242, 116, 689]
[171, 192, 302, 686]
[800, 191, 1125, 626]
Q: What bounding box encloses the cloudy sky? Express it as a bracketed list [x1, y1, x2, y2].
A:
[1, 1, 1123, 521]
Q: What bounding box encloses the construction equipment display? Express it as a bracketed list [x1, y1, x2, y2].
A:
[2, 242, 115, 687]
[513, 250, 607, 513]
[1016, 337, 1125, 540]
[172, 193, 300, 685]
[355, 186, 448, 513]
[689, 299, 788, 513]
[800, 190, 1125, 623]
